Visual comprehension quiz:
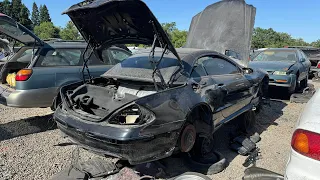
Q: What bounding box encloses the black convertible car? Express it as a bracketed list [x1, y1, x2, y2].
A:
[53, 0, 268, 165]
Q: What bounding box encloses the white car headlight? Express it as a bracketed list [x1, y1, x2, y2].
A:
[273, 71, 287, 75]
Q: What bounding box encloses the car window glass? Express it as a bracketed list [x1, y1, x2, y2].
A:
[108, 49, 131, 65]
[15, 48, 38, 63]
[253, 50, 297, 62]
[40, 49, 82, 66]
[190, 58, 208, 78]
[199, 56, 240, 75]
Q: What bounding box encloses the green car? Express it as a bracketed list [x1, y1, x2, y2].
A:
[0, 13, 131, 108]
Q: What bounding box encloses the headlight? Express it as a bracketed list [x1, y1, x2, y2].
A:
[108, 104, 155, 125]
[273, 71, 287, 75]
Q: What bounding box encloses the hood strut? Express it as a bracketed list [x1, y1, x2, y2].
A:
[149, 20, 169, 91]
[82, 39, 94, 83]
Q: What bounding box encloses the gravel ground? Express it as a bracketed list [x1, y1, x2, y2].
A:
[0, 81, 319, 180]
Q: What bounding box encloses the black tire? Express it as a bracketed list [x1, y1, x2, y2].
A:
[236, 110, 256, 134]
[300, 73, 309, 89]
[288, 77, 297, 94]
[173, 172, 211, 180]
[183, 151, 227, 175]
[190, 134, 214, 158]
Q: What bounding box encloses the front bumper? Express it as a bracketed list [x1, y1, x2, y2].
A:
[285, 149, 320, 180]
[54, 107, 181, 165]
[268, 74, 295, 88]
[0, 84, 57, 108]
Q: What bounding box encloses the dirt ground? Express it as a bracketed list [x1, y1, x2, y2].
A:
[0, 81, 319, 180]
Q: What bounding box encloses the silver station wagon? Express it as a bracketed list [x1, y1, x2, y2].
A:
[0, 13, 131, 108]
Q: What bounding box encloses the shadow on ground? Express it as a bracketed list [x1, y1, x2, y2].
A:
[0, 114, 56, 141]
[137, 99, 287, 179]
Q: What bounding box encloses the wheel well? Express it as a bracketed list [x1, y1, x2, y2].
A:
[186, 104, 213, 134]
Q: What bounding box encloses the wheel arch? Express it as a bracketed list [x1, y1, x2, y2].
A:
[185, 103, 214, 135]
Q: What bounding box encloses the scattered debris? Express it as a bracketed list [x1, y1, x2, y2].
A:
[290, 86, 316, 103]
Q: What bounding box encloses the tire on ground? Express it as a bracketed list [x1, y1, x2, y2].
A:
[183, 151, 227, 175]
[236, 110, 256, 134]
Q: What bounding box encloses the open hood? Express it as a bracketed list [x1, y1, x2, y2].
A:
[185, 0, 256, 67]
[0, 13, 43, 46]
[63, 0, 181, 61]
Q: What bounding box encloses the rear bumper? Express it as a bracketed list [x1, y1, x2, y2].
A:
[0, 84, 57, 108]
[268, 74, 295, 88]
[285, 149, 320, 180]
[54, 107, 180, 165]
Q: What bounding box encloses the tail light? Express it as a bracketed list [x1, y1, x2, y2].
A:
[291, 129, 320, 160]
[317, 62, 320, 69]
[15, 69, 32, 81]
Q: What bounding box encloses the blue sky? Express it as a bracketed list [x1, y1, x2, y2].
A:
[24, 0, 320, 43]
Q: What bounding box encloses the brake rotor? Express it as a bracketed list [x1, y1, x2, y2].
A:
[180, 124, 196, 152]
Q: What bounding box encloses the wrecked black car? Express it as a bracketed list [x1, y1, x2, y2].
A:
[53, 0, 268, 165]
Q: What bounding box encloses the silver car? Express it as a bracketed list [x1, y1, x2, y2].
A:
[0, 13, 131, 108]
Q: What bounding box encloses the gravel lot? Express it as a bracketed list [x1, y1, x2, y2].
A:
[0, 81, 319, 180]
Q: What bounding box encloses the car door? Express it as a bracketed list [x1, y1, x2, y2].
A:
[299, 50, 311, 78]
[189, 57, 225, 125]
[199, 55, 251, 120]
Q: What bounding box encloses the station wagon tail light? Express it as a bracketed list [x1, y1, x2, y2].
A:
[291, 129, 320, 161]
[16, 69, 32, 81]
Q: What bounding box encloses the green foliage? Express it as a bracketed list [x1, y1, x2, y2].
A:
[161, 22, 187, 48]
[31, 2, 40, 26]
[11, 0, 22, 21]
[19, 4, 32, 30]
[39, 5, 51, 23]
[1, 0, 12, 16]
[59, 21, 82, 40]
[311, 40, 320, 48]
[252, 27, 310, 48]
[34, 22, 60, 40]
[171, 30, 188, 48]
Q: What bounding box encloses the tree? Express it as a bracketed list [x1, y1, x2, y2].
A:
[59, 21, 81, 40]
[11, 0, 22, 21]
[251, 27, 310, 48]
[161, 22, 177, 40]
[31, 2, 40, 27]
[161, 22, 187, 48]
[1, 0, 11, 16]
[39, 5, 51, 23]
[171, 30, 188, 48]
[311, 40, 320, 48]
[34, 22, 60, 39]
[19, 4, 32, 30]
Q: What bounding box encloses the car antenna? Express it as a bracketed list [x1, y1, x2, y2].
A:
[81, 37, 94, 83]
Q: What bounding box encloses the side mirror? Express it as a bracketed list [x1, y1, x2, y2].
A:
[243, 67, 253, 74]
[301, 58, 306, 62]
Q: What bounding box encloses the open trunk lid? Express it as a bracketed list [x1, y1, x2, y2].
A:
[63, 0, 181, 62]
[0, 13, 43, 46]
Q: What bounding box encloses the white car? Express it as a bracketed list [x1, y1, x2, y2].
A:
[285, 89, 320, 180]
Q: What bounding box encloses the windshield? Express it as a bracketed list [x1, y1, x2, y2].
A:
[253, 50, 297, 62]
